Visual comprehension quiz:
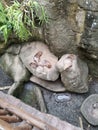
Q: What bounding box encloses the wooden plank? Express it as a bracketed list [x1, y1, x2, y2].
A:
[0, 118, 13, 130]
[0, 91, 82, 130]
[0, 92, 57, 130]
[0, 118, 32, 130]
[0, 115, 21, 123]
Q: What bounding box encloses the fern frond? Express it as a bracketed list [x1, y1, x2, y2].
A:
[0, 25, 9, 43]
[0, 0, 48, 43]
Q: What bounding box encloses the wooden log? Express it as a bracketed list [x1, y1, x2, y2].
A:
[0, 118, 31, 130]
[0, 97, 57, 130]
[0, 118, 13, 130]
[0, 115, 21, 123]
[14, 122, 32, 130]
[0, 109, 9, 115]
[0, 91, 83, 130]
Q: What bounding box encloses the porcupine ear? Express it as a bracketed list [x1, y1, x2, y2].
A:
[56, 55, 72, 73]
[63, 58, 72, 70]
[64, 54, 75, 70]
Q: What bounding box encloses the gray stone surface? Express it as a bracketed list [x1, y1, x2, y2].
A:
[40, 0, 98, 77]
[79, 11, 98, 60]
[44, 17, 78, 57]
[78, 0, 98, 11]
[20, 42, 59, 81]
[78, 9, 98, 77]
[37, 0, 79, 56]
[56, 54, 88, 93]
[81, 94, 98, 126]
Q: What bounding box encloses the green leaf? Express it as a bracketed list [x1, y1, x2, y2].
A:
[0, 2, 4, 12]
[0, 25, 8, 43]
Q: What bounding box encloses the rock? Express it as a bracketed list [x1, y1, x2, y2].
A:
[44, 18, 78, 57]
[30, 76, 66, 92]
[56, 54, 88, 93]
[81, 94, 98, 126]
[6, 44, 21, 55]
[43, 0, 86, 57]
[79, 11, 98, 60]
[38, 0, 98, 78]
[75, 7, 86, 45]
[0, 53, 30, 94]
[80, 57, 98, 78]
[20, 42, 59, 81]
[78, 0, 98, 11]
[37, 0, 80, 57]
[78, 11, 98, 77]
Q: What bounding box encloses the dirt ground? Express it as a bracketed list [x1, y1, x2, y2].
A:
[0, 67, 98, 130]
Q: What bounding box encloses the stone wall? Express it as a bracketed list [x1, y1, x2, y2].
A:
[0, 0, 98, 77]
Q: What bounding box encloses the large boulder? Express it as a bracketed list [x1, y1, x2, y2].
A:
[37, 0, 86, 56]
[20, 42, 59, 81]
[56, 54, 88, 93]
[44, 18, 78, 57]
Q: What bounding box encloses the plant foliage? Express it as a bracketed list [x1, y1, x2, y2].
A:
[0, 0, 48, 43]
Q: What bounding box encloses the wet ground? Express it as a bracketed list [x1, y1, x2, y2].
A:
[0, 67, 98, 130]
